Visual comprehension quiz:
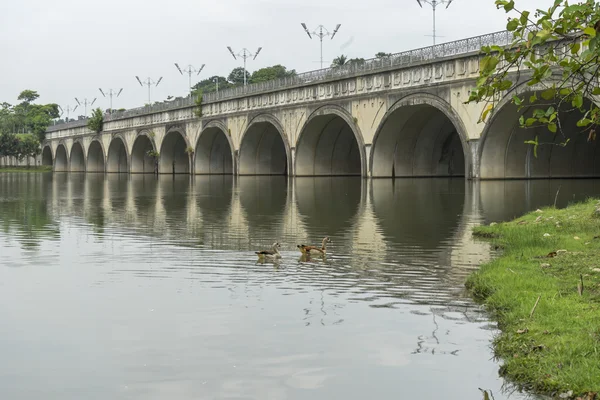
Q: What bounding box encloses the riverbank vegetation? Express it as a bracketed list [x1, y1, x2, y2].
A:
[0, 166, 52, 173]
[467, 199, 600, 398]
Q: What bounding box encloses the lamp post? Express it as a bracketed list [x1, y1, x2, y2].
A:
[174, 63, 205, 97]
[74, 97, 96, 117]
[58, 104, 78, 121]
[98, 88, 123, 113]
[226, 46, 262, 86]
[300, 23, 341, 69]
[213, 77, 219, 94]
[416, 0, 454, 45]
[135, 76, 163, 104]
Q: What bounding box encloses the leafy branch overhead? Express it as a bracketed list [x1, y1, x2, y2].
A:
[466, 0, 600, 153]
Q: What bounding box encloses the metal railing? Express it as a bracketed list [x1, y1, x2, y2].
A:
[47, 28, 516, 133]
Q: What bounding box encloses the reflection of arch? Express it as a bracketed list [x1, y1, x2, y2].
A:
[160, 129, 190, 174]
[131, 133, 157, 174]
[87, 140, 105, 173]
[194, 175, 234, 226]
[195, 121, 234, 174]
[54, 143, 68, 172]
[106, 135, 129, 173]
[239, 176, 288, 233]
[479, 82, 600, 179]
[370, 93, 469, 178]
[70, 141, 86, 172]
[239, 114, 290, 175]
[41, 145, 53, 167]
[371, 178, 464, 249]
[295, 105, 365, 177]
[295, 177, 362, 236]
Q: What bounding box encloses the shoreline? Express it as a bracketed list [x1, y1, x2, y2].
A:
[0, 166, 52, 173]
[466, 198, 600, 399]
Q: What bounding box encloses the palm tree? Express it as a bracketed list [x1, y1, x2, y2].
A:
[331, 55, 348, 67]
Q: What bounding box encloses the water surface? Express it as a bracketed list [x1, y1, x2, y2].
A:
[2, 173, 600, 400]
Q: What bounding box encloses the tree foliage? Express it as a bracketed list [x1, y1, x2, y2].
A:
[191, 75, 232, 97]
[87, 108, 104, 133]
[466, 0, 600, 151]
[375, 52, 392, 58]
[0, 90, 59, 142]
[228, 67, 251, 85]
[250, 65, 296, 83]
[331, 55, 348, 67]
[0, 132, 41, 164]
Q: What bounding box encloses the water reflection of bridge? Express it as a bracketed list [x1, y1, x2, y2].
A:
[16, 175, 494, 304]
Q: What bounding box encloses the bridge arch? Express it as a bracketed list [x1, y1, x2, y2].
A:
[87, 139, 105, 173]
[239, 114, 290, 175]
[131, 132, 157, 174]
[160, 128, 190, 174]
[195, 120, 234, 174]
[41, 145, 53, 167]
[295, 105, 366, 177]
[370, 93, 469, 178]
[70, 140, 86, 172]
[54, 142, 68, 172]
[478, 82, 600, 179]
[106, 135, 129, 173]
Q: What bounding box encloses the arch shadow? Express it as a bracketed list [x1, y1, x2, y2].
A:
[239, 114, 290, 175]
[370, 93, 470, 178]
[131, 133, 157, 174]
[479, 82, 600, 179]
[87, 140, 105, 173]
[107, 135, 129, 173]
[295, 105, 366, 177]
[54, 143, 68, 172]
[41, 145, 53, 167]
[195, 121, 234, 174]
[70, 141, 86, 172]
[160, 129, 190, 174]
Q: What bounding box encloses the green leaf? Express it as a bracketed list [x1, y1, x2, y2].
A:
[572, 94, 584, 109]
[548, 123, 557, 133]
[507, 18, 519, 31]
[512, 95, 522, 106]
[533, 109, 546, 118]
[498, 80, 513, 91]
[592, 87, 600, 96]
[583, 27, 597, 38]
[529, 93, 538, 103]
[520, 11, 530, 25]
[576, 118, 592, 127]
[541, 89, 555, 100]
[525, 118, 537, 126]
[571, 42, 581, 55]
[502, 0, 515, 12]
[519, 115, 525, 126]
[559, 88, 572, 96]
[480, 56, 499, 72]
[545, 106, 555, 117]
[480, 104, 494, 122]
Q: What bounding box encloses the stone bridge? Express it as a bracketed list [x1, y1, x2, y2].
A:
[41, 29, 600, 180]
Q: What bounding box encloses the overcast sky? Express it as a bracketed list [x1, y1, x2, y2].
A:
[1, 0, 552, 115]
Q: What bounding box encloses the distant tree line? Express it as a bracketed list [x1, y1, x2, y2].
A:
[191, 52, 392, 98]
[0, 90, 58, 164]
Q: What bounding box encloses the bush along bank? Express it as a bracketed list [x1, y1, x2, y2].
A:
[466, 198, 600, 399]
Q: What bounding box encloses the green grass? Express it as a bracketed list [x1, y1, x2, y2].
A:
[0, 166, 52, 173]
[467, 198, 600, 398]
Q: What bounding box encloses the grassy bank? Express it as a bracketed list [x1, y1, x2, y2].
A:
[0, 166, 52, 173]
[467, 198, 600, 398]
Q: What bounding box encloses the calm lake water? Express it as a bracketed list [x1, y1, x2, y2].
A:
[2, 173, 600, 400]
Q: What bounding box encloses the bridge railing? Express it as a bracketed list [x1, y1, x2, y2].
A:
[47, 28, 516, 134]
